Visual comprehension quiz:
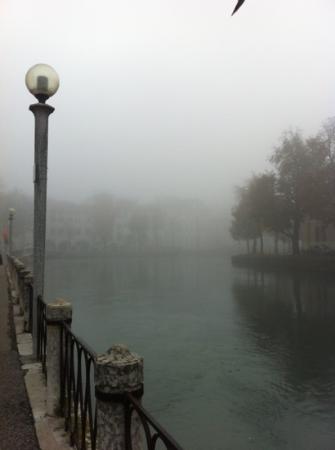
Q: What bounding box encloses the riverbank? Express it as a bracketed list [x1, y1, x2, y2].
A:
[0, 265, 39, 449]
[231, 254, 335, 273]
[2, 259, 75, 450]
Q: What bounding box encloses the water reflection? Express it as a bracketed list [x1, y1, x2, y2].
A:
[233, 269, 335, 406]
[45, 257, 335, 449]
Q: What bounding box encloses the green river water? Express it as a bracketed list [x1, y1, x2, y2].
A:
[45, 256, 335, 450]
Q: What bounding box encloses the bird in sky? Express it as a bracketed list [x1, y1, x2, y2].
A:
[232, 0, 246, 15]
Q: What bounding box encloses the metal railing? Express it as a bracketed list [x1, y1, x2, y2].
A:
[9, 256, 185, 450]
[125, 393, 184, 450]
[37, 295, 47, 373]
[27, 280, 33, 332]
[60, 321, 97, 450]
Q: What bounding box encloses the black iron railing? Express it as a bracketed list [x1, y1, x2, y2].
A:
[8, 256, 185, 450]
[60, 321, 97, 450]
[37, 295, 47, 373]
[27, 281, 33, 332]
[125, 393, 184, 450]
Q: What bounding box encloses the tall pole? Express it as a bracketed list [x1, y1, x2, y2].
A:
[8, 210, 14, 255]
[30, 103, 54, 357]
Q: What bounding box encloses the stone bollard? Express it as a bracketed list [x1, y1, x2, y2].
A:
[6, 255, 12, 281]
[7, 255, 14, 278]
[46, 298, 72, 416]
[9, 258, 18, 298]
[6, 256, 14, 295]
[15, 264, 25, 307]
[18, 268, 30, 313]
[23, 273, 33, 332]
[14, 260, 24, 301]
[95, 344, 144, 450]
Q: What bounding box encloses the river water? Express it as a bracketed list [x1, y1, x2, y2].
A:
[45, 256, 335, 450]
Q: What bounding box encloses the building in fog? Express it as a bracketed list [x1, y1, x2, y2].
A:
[4, 191, 228, 256]
[300, 219, 335, 252]
[46, 200, 96, 253]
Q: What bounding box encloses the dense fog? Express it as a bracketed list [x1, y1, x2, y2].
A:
[1, 0, 335, 250]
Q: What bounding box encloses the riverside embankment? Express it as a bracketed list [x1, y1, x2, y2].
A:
[6, 254, 185, 450]
[0, 264, 39, 450]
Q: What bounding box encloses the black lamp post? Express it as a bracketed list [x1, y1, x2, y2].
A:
[25, 63, 59, 357]
[8, 208, 15, 255]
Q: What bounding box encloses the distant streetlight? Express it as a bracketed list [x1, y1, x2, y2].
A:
[8, 208, 15, 255]
[26, 63, 59, 357]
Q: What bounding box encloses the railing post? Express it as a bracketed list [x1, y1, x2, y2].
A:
[23, 273, 33, 332]
[13, 260, 24, 302]
[8, 257, 15, 289]
[12, 259, 19, 299]
[18, 268, 30, 313]
[46, 299, 72, 416]
[6, 255, 12, 279]
[95, 344, 144, 450]
[6, 255, 14, 295]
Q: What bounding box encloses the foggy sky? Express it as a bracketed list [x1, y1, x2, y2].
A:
[1, 0, 335, 207]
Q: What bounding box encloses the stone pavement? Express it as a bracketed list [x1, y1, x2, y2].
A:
[0, 264, 40, 449]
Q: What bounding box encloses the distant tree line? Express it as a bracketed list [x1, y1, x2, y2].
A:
[230, 117, 335, 255]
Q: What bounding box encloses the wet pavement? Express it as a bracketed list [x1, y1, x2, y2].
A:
[0, 264, 40, 450]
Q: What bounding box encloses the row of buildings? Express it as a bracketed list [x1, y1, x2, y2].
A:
[3, 193, 229, 255]
[300, 220, 335, 253]
[4, 190, 335, 256]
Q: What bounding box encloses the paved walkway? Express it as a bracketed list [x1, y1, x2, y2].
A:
[0, 263, 40, 450]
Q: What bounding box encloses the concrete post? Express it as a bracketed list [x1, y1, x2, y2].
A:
[23, 273, 33, 332]
[8, 210, 14, 255]
[46, 299, 72, 416]
[95, 344, 144, 450]
[18, 268, 30, 313]
[30, 102, 54, 358]
[8, 256, 15, 282]
[6, 256, 14, 295]
[13, 260, 24, 304]
[11, 258, 18, 292]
